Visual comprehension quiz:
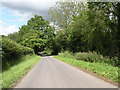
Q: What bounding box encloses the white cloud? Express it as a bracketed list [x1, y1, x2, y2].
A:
[1, 0, 60, 20]
[11, 10, 33, 22]
[0, 20, 6, 26]
[0, 0, 61, 35]
[0, 20, 19, 35]
[2, 0, 59, 3]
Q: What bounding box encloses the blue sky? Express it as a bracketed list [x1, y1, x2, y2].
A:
[0, 0, 119, 35]
[0, 4, 30, 35]
[1, 6, 26, 27]
[0, 0, 59, 35]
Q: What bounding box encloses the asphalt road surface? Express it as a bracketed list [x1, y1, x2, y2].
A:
[15, 56, 117, 88]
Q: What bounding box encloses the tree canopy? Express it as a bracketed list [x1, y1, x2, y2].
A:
[8, 15, 55, 54]
[7, 2, 120, 60]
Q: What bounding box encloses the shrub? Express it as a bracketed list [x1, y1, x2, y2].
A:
[74, 52, 104, 63]
[2, 37, 34, 71]
[58, 51, 119, 66]
[58, 51, 74, 58]
[41, 48, 53, 56]
[2, 37, 34, 61]
[110, 57, 119, 66]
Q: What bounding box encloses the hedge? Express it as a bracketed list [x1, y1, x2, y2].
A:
[1, 37, 34, 71]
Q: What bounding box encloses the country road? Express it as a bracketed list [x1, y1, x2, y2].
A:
[15, 56, 117, 88]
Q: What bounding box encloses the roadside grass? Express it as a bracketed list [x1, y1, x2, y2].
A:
[2, 55, 41, 88]
[54, 56, 119, 83]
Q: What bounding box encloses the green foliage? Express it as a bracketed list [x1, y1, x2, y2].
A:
[7, 15, 55, 54]
[58, 51, 74, 58]
[7, 32, 20, 42]
[2, 37, 33, 60]
[74, 52, 107, 63]
[49, 1, 85, 28]
[41, 48, 53, 56]
[53, 2, 120, 59]
[20, 31, 46, 53]
[17, 15, 51, 53]
[2, 55, 40, 88]
[58, 51, 119, 66]
[2, 37, 34, 71]
[7, 2, 120, 59]
[54, 56, 119, 82]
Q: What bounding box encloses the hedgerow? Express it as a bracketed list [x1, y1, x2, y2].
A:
[58, 51, 119, 66]
[2, 37, 34, 71]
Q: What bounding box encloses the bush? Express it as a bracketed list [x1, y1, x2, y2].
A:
[2, 37, 34, 71]
[58, 51, 119, 66]
[41, 48, 53, 56]
[2, 37, 34, 61]
[60, 51, 74, 59]
[110, 57, 119, 66]
[74, 52, 104, 63]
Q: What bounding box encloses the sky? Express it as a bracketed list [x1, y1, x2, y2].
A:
[0, 0, 119, 35]
[0, 0, 60, 35]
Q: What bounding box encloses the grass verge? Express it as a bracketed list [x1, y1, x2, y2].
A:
[2, 55, 41, 88]
[54, 56, 119, 83]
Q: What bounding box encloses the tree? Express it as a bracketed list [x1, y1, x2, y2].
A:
[8, 15, 55, 54]
[53, 2, 119, 59]
[87, 2, 120, 57]
[49, 1, 85, 29]
[7, 32, 20, 42]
